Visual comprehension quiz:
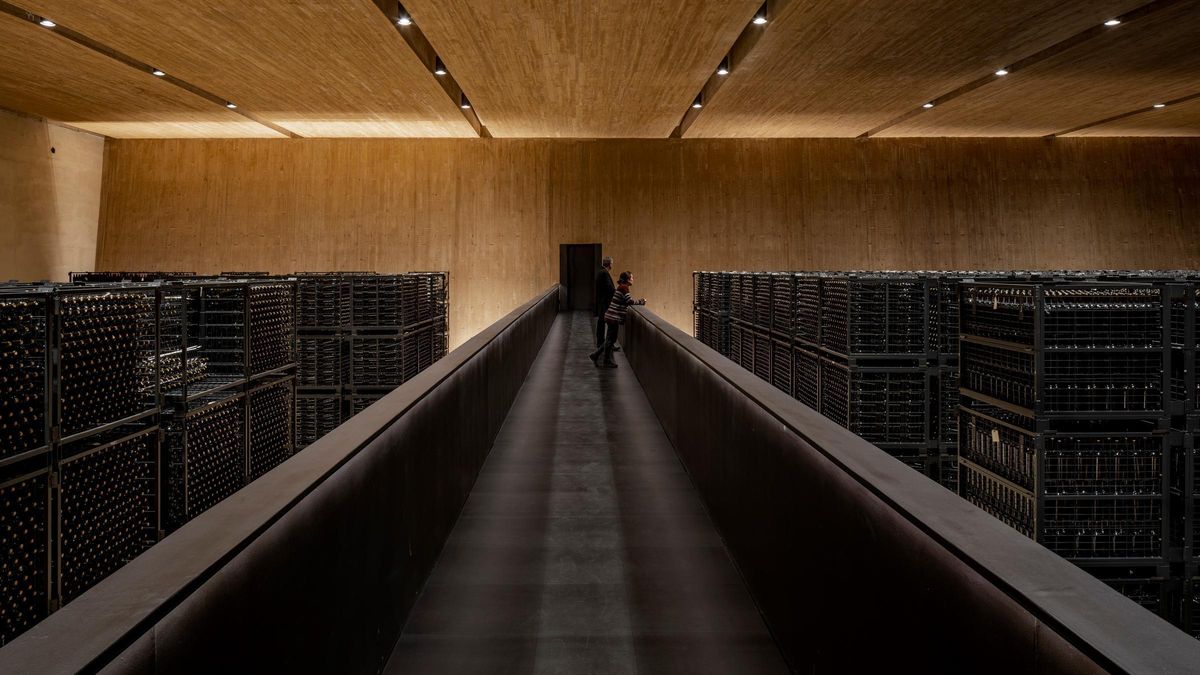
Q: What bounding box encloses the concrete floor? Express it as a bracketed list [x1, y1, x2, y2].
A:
[385, 312, 787, 674]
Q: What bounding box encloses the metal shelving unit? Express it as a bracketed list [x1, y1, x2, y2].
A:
[165, 392, 245, 530]
[697, 271, 950, 486]
[0, 289, 51, 465]
[0, 282, 162, 645]
[1, 272, 446, 644]
[957, 278, 1182, 629]
[247, 375, 295, 481]
[158, 278, 298, 530]
[294, 272, 449, 451]
[0, 451, 51, 647]
[56, 426, 160, 604]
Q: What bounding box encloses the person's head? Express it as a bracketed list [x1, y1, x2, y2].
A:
[619, 271, 632, 285]
[602, 256, 613, 270]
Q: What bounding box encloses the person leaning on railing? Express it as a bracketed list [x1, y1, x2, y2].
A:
[589, 271, 645, 369]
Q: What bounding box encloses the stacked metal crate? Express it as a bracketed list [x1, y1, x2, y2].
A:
[957, 280, 1175, 625]
[158, 280, 245, 533]
[68, 271, 197, 283]
[158, 278, 296, 530]
[0, 283, 161, 646]
[400, 273, 450, 382]
[929, 273, 982, 492]
[725, 272, 777, 392]
[695, 270, 1009, 490]
[349, 274, 406, 415]
[0, 288, 52, 646]
[692, 272, 730, 355]
[791, 274, 823, 411]
[1171, 280, 1200, 638]
[53, 285, 162, 615]
[294, 272, 449, 450]
[295, 274, 351, 450]
[0, 271, 453, 644]
[696, 269, 1200, 636]
[816, 273, 938, 476]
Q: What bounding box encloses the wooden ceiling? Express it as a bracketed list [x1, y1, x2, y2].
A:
[881, 0, 1200, 137]
[686, 0, 1149, 138]
[401, 0, 760, 137]
[16, 0, 474, 138]
[1070, 96, 1200, 137]
[0, 0, 1197, 138]
[0, 11, 280, 138]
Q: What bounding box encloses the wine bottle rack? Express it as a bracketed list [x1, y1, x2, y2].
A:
[350, 275, 404, 329]
[0, 277, 308, 645]
[248, 377, 294, 480]
[295, 394, 342, 449]
[295, 272, 449, 451]
[165, 394, 246, 530]
[298, 335, 346, 387]
[56, 289, 157, 439]
[0, 455, 50, 647]
[351, 336, 404, 387]
[248, 283, 294, 376]
[0, 292, 49, 461]
[297, 274, 351, 330]
[68, 272, 196, 283]
[57, 427, 159, 603]
[0, 273, 459, 644]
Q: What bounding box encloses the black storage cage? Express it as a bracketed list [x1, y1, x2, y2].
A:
[164, 393, 246, 530]
[56, 425, 160, 604]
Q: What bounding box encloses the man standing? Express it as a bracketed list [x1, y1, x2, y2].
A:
[594, 256, 615, 348]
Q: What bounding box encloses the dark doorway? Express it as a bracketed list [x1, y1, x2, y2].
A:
[559, 244, 602, 311]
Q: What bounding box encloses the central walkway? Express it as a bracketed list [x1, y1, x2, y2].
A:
[385, 312, 786, 674]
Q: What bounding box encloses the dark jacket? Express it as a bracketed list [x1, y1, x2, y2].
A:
[595, 267, 615, 316]
[604, 284, 641, 325]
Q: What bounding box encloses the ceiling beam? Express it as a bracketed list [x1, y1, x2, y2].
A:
[0, 0, 297, 138]
[1048, 91, 1200, 137]
[670, 0, 791, 139]
[376, 1, 489, 138]
[859, 0, 1180, 138]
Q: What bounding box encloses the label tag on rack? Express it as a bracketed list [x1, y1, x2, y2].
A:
[991, 428, 1000, 444]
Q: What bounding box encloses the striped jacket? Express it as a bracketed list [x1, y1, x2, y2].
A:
[603, 284, 641, 324]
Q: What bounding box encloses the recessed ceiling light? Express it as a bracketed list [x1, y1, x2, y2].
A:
[434, 57, 447, 76]
[995, 69, 1009, 76]
[397, 3, 413, 26]
[397, 16, 412, 26]
[38, 18, 56, 28]
[752, 3, 768, 24]
[151, 69, 166, 77]
[922, 102, 935, 109]
[460, 94, 471, 110]
[716, 56, 730, 76]
[1104, 19, 1121, 26]
[692, 95, 704, 109]
[225, 102, 237, 109]
[1153, 103, 1166, 108]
